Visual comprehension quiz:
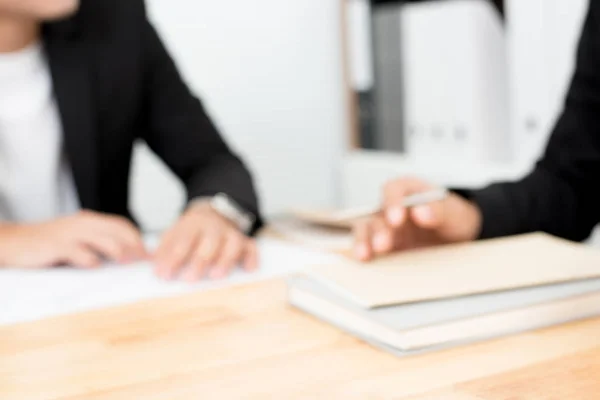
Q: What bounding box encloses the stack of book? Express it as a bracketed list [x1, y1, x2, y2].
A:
[287, 233, 600, 355]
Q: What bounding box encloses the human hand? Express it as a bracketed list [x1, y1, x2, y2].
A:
[353, 178, 482, 261]
[0, 210, 147, 268]
[154, 202, 258, 281]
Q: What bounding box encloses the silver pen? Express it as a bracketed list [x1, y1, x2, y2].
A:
[330, 188, 450, 222]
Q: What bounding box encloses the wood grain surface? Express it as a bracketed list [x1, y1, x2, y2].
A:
[2, 279, 600, 399]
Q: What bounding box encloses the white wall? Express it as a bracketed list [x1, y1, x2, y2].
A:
[130, 0, 349, 231]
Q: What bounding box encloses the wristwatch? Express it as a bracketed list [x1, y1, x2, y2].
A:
[190, 193, 256, 234]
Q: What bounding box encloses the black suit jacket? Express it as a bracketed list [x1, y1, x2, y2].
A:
[42, 0, 261, 232]
[469, 1, 600, 241]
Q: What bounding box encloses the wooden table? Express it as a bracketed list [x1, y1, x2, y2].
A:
[2, 279, 600, 400]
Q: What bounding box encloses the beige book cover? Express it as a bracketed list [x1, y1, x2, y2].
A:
[303, 233, 600, 308]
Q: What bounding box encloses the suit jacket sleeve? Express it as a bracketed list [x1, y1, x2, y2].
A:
[138, 12, 262, 233]
[469, 2, 600, 241]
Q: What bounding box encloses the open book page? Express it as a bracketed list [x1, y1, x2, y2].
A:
[288, 208, 370, 229]
[1, 237, 342, 326]
[267, 216, 353, 253]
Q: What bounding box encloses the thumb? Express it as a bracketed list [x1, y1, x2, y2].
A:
[410, 194, 481, 242]
[382, 178, 436, 227]
[410, 202, 445, 229]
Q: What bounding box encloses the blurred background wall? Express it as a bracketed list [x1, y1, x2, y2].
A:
[131, 0, 349, 231]
[129, 0, 590, 233]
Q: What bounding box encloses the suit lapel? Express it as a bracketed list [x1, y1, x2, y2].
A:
[43, 25, 98, 210]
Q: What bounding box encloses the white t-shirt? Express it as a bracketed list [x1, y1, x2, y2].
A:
[0, 41, 79, 222]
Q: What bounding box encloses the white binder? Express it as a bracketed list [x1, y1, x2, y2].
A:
[506, 0, 588, 166]
[400, 0, 510, 166]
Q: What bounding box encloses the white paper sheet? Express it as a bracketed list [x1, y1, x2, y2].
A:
[0, 238, 341, 326]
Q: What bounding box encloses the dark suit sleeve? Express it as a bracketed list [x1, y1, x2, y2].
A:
[470, 2, 600, 242]
[138, 13, 262, 233]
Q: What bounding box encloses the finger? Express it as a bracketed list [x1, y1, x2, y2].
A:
[82, 213, 147, 261]
[81, 234, 131, 263]
[242, 240, 259, 272]
[153, 219, 191, 272]
[410, 202, 445, 229]
[383, 178, 433, 227]
[62, 246, 102, 269]
[391, 212, 421, 250]
[154, 226, 177, 262]
[383, 179, 408, 227]
[353, 219, 373, 261]
[369, 215, 395, 255]
[385, 205, 407, 228]
[154, 229, 198, 280]
[209, 232, 246, 280]
[101, 217, 147, 260]
[184, 232, 223, 282]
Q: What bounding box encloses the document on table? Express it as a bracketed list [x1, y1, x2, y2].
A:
[0, 237, 342, 326]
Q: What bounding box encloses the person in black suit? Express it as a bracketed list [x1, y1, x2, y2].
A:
[0, 0, 262, 281]
[353, 1, 600, 260]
